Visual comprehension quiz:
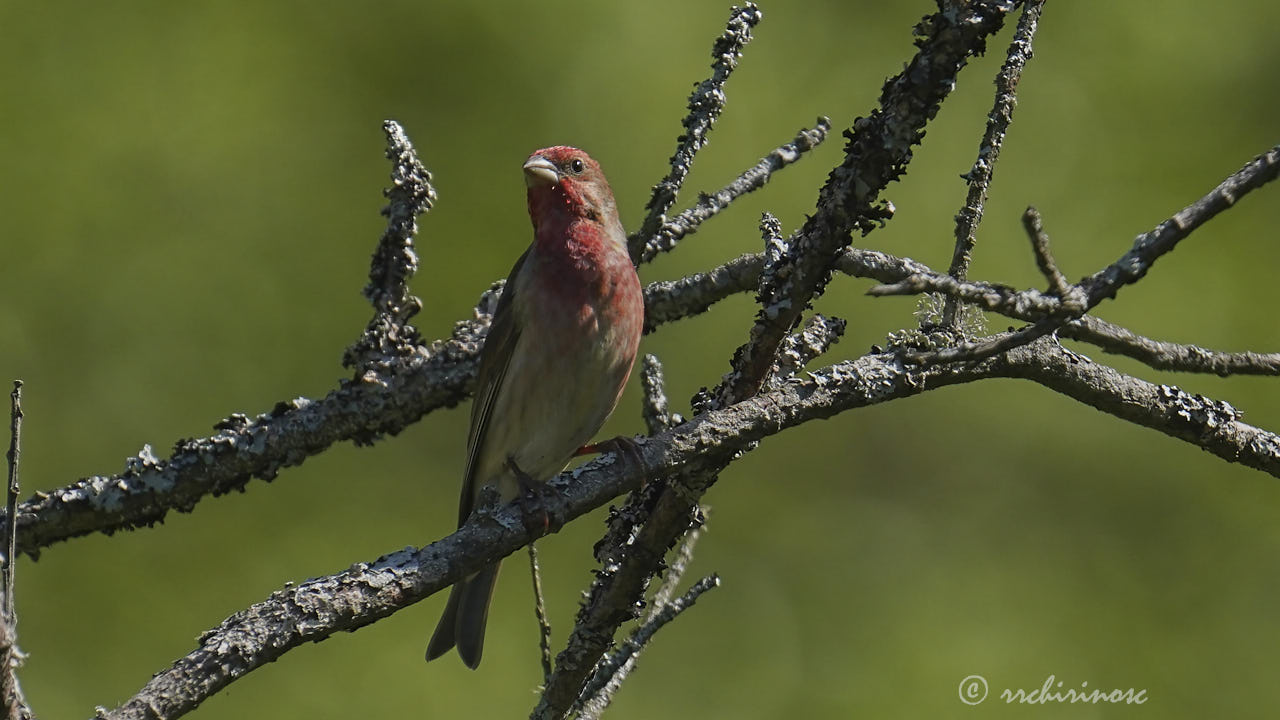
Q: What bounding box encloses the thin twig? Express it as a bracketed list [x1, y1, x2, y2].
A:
[537, 5, 1022, 717]
[875, 145, 1280, 366]
[713, 0, 1016, 406]
[631, 2, 764, 262]
[942, 0, 1044, 325]
[576, 523, 707, 715]
[643, 253, 768, 334]
[1063, 316, 1280, 376]
[4, 383, 20, 621]
[576, 574, 720, 720]
[640, 355, 676, 436]
[769, 314, 847, 388]
[868, 271, 1062, 316]
[343, 120, 436, 370]
[646, 523, 705, 621]
[2, 381, 30, 720]
[1023, 206, 1069, 295]
[899, 317, 1058, 365]
[528, 543, 553, 684]
[1080, 145, 1280, 306]
[637, 119, 830, 263]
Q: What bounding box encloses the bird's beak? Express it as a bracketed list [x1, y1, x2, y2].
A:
[523, 156, 560, 188]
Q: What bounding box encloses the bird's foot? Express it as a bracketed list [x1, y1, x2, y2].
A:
[576, 436, 648, 481]
[506, 456, 558, 537]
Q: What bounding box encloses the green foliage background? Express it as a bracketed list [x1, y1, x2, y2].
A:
[2, 1, 1278, 717]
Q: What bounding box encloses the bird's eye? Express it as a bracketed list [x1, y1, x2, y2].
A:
[569, 158, 585, 174]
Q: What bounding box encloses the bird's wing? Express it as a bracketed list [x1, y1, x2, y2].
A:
[458, 248, 528, 526]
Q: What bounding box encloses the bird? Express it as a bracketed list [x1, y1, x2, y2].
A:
[426, 146, 644, 669]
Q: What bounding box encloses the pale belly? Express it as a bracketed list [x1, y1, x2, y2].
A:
[470, 268, 642, 499]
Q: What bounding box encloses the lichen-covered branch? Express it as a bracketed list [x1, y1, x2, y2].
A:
[996, 340, 1280, 476]
[631, 2, 763, 262]
[343, 120, 435, 370]
[576, 573, 719, 720]
[769, 314, 847, 389]
[537, 4, 1020, 717]
[636, 119, 830, 263]
[99, 351, 997, 720]
[2, 383, 29, 720]
[640, 354, 677, 436]
[942, 0, 1044, 325]
[716, 0, 1017, 404]
[1079, 145, 1280, 306]
[101, 325, 1280, 719]
[870, 143, 1280, 366]
[1064, 316, 1280, 376]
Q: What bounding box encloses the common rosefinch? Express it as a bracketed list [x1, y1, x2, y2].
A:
[426, 146, 644, 669]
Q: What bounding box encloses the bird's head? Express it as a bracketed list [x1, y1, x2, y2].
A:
[523, 146, 618, 226]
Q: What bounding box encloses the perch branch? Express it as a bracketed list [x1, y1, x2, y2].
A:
[100, 326, 1280, 719]
[538, 3, 1021, 717]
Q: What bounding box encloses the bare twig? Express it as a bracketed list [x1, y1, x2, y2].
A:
[647, 522, 704, 617]
[576, 523, 708, 716]
[874, 144, 1280, 365]
[631, 2, 764, 262]
[942, 0, 1044, 324]
[899, 316, 1058, 365]
[576, 573, 720, 720]
[4, 383, 20, 620]
[1023, 206, 1069, 295]
[637, 119, 831, 263]
[643, 253, 768, 334]
[527, 544, 553, 684]
[868, 270, 1062, 316]
[1080, 145, 1280, 306]
[2, 381, 30, 720]
[996, 338, 1278, 471]
[1063, 316, 1280, 376]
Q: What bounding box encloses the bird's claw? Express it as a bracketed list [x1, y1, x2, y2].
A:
[576, 436, 648, 482]
[506, 456, 559, 536]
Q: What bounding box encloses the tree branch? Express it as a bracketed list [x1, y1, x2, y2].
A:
[715, 0, 1017, 404]
[631, 3, 764, 262]
[537, 3, 1020, 716]
[21, 133, 1277, 561]
[996, 340, 1280, 476]
[1, 383, 30, 720]
[942, 0, 1044, 324]
[100, 351, 1002, 720]
[636, 119, 831, 263]
[100, 324, 1280, 718]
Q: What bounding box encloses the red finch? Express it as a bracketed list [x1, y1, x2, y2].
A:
[426, 146, 644, 669]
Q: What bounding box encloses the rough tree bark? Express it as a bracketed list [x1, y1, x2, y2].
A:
[2, 2, 1277, 719]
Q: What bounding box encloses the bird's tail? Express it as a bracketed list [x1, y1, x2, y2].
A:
[425, 562, 501, 669]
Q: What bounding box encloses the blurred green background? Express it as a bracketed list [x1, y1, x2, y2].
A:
[2, 0, 1279, 717]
